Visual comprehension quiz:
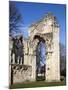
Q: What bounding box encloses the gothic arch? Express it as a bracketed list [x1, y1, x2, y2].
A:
[28, 13, 60, 81]
[29, 32, 54, 81]
[33, 35, 46, 54]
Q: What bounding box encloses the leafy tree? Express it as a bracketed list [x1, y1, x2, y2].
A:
[9, 1, 23, 36]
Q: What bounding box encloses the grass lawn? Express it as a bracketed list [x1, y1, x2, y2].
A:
[10, 80, 66, 89]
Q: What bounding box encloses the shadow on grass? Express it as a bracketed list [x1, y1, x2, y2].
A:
[10, 81, 66, 89]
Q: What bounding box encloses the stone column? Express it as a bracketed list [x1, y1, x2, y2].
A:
[49, 26, 60, 81]
[13, 54, 15, 64]
[44, 35, 53, 81]
[46, 53, 52, 81]
[31, 55, 36, 81]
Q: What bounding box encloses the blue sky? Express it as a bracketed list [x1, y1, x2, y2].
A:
[36, 41, 46, 66]
[11, 1, 66, 46]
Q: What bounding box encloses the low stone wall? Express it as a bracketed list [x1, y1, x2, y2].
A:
[10, 64, 32, 84]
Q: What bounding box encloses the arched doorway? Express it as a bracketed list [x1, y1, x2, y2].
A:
[34, 35, 46, 81]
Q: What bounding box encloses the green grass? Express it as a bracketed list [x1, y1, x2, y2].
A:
[10, 81, 66, 89]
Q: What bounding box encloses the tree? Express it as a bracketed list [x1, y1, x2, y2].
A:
[9, 1, 23, 36]
[60, 43, 66, 77]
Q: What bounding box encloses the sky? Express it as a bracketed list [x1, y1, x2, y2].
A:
[36, 41, 46, 66]
[10, 1, 66, 46]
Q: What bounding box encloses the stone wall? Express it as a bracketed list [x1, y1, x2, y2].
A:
[10, 64, 32, 84]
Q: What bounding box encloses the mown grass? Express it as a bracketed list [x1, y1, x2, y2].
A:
[10, 80, 66, 89]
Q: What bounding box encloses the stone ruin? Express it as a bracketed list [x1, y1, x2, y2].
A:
[9, 13, 60, 85]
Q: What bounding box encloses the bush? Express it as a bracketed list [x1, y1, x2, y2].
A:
[60, 76, 65, 81]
